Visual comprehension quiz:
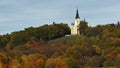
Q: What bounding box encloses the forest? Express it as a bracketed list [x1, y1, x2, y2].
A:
[0, 21, 120, 68]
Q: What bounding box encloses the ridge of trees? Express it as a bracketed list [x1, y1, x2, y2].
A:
[0, 21, 120, 67]
[0, 23, 70, 49]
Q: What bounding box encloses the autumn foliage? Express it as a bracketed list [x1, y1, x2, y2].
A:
[0, 22, 120, 67]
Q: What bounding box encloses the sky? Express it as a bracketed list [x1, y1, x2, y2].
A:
[0, 0, 120, 35]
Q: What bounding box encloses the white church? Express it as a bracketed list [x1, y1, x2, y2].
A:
[71, 9, 80, 35]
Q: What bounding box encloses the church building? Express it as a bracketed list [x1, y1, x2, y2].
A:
[71, 9, 80, 35]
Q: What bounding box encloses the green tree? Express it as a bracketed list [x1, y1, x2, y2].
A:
[79, 21, 89, 35]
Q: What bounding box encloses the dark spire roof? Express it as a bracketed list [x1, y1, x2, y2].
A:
[75, 9, 80, 19]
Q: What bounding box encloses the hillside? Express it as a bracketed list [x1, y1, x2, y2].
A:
[0, 23, 70, 49]
[0, 22, 120, 68]
[47, 36, 79, 45]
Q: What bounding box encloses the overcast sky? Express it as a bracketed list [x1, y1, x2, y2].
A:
[0, 0, 120, 34]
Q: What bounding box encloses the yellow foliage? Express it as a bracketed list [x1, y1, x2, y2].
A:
[9, 59, 21, 68]
[21, 54, 45, 68]
[93, 45, 102, 54]
[117, 54, 120, 60]
[55, 58, 67, 68]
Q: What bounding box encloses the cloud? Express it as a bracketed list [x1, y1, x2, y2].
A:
[0, 0, 120, 34]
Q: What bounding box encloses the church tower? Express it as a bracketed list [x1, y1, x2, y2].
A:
[71, 9, 80, 35]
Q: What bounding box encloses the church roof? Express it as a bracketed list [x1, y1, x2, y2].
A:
[75, 9, 80, 19]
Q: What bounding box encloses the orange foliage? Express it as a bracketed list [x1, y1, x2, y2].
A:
[8, 59, 21, 68]
[55, 58, 67, 68]
[0, 61, 6, 68]
[108, 52, 116, 58]
[35, 57, 45, 68]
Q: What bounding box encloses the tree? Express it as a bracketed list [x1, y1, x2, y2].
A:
[9, 59, 21, 68]
[55, 57, 67, 68]
[65, 58, 79, 68]
[0, 34, 10, 48]
[35, 57, 45, 68]
[79, 21, 89, 35]
[45, 58, 55, 68]
[117, 21, 120, 26]
[66, 45, 83, 60]
[6, 31, 25, 49]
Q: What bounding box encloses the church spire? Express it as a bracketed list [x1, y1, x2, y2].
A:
[75, 9, 80, 19]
